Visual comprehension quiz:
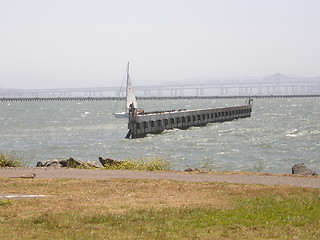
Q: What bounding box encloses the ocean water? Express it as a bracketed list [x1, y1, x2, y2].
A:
[0, 98, 319, 174]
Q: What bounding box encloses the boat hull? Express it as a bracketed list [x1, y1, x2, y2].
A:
[113, 112, 128, 118]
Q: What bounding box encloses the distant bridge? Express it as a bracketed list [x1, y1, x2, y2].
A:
[1, 74, 319, 97]
[1, 95, 320, 103]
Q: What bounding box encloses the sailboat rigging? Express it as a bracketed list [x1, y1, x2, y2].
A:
[113, 62, 139, 118]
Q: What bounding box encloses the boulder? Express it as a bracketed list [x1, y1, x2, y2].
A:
[59, 159, 68, 167]
[184, 168, 196, 172]
[66, 157, 83, 168]
[292, 163, 317, 176]
[87, 161, 101, 168]
[184, 168, 200, 172]
[36, 158, 101, 169]
[66, 158, 100, 169]
[99, 157, 125, 167]
[36, 159, 62, 168]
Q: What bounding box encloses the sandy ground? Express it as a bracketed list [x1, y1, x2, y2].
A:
[0, 167, 319, 189]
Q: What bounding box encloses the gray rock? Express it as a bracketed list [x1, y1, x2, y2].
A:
[184, 168, 195, 172]
[59, 159, 68, 167]
[36, 161, 45, 167]
[66, 157, 82, 168]
[36, 158, 101, 169]
[99, 157, 125, 167]
[87, 161, 101, 168]
[36, 159, 62, 167]
[292, 163, 317, 176]
[66, 158, 100, 169]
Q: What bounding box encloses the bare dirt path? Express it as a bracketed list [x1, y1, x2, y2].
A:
[1, 167, 319, 189]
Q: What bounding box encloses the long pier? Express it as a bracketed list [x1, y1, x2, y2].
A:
[1, 95, 320, 102]
[126, 103, 252, 138]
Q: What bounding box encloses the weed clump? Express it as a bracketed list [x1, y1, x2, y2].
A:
[102, 157, 171, 171]
[0, 151, 28, 167]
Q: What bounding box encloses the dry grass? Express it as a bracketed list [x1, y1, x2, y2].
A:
[0, 178, 319, 239]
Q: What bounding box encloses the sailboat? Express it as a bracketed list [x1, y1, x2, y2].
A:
[113, 62, 138, 118]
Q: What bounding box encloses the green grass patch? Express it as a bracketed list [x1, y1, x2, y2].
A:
[4, 198, 319, 239]
[0, 200, 14, 207]
[102, 157, 172, 171]
[0, 178, 319, 239]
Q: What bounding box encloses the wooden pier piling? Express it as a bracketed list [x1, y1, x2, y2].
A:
[126, 104, 252, 138]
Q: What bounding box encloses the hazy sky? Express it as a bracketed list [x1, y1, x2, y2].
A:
[0, 0, 319, 89]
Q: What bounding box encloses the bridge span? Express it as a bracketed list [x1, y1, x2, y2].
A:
[1, 74, 319, 97]
[1, 95, 320, 102]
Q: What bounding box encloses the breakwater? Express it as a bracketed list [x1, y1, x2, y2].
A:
[126, 104, 252, 138]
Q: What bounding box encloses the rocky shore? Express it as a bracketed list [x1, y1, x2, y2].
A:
[1, 156, 318, 188]
[35, 158, 318, 175]
[1, 166, 319, 189]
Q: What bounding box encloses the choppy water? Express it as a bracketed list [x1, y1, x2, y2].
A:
[1, 98, 319, 174]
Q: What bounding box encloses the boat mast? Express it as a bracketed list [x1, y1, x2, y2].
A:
[125, 62, 129, 110]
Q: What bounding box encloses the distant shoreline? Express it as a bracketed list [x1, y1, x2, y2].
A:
[1, 94, 320, 102]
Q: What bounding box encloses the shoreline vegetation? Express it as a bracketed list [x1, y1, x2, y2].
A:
[1, 151, 318, 176]
[0, 151, 30, 168]
[1, 151, 172, 171]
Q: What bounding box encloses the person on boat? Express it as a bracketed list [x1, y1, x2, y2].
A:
[129, 102, 135, 116]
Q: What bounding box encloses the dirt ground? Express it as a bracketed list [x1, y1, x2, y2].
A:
[0, 167, 319, 189]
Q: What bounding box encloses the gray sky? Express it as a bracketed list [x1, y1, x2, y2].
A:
[0, 0, 319, 89]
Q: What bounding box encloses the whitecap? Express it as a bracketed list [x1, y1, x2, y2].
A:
[286, 129, 299, 135]
[286, 134, 297, 137]
[217, 152, 226, 155]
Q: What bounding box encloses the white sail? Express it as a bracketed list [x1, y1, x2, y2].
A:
[113, 62, 138, 118]
[125, 63, 138, 110]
